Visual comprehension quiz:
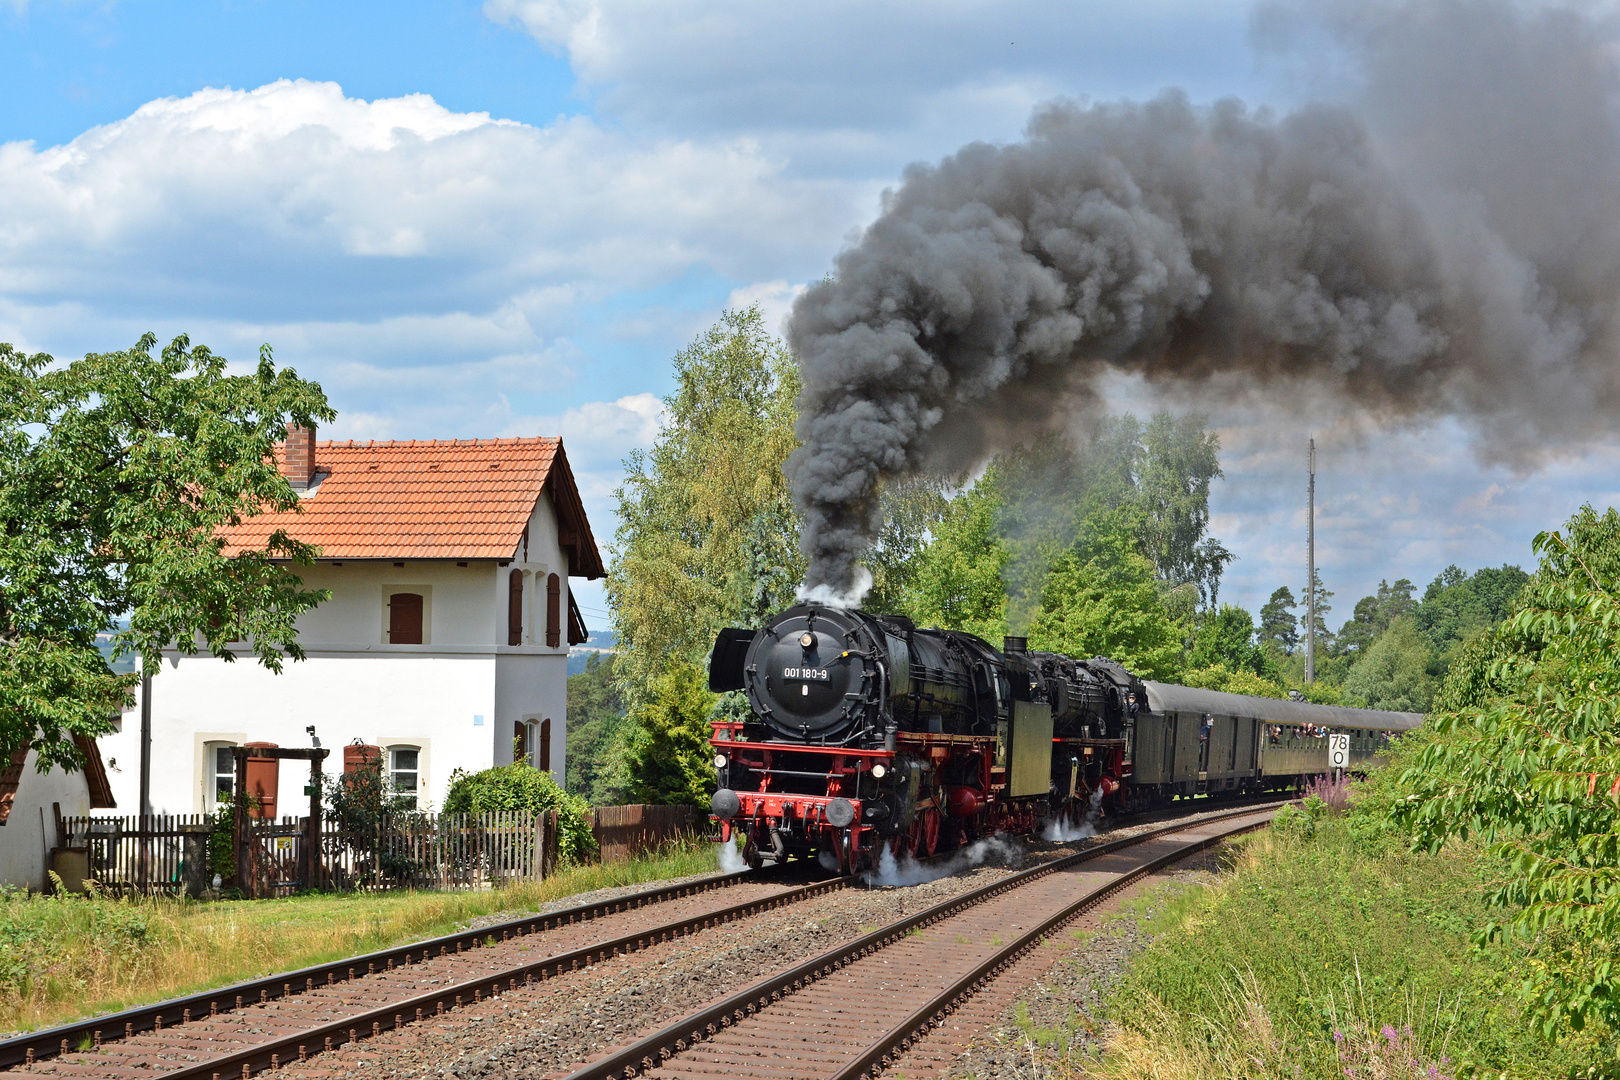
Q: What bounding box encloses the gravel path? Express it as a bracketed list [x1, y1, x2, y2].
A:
[455, 872, 725, 934]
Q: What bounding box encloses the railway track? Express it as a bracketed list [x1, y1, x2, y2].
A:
[0, 865, 844, 1076]
[3, 799, 1278, 1080]
[564, 802, 1278, 1080]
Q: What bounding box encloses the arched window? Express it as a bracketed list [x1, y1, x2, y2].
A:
[389, 593, 423, 644]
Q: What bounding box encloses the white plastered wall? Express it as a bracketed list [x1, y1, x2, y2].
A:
[0, 749, 93, 890]
[127, 653, 497, 814]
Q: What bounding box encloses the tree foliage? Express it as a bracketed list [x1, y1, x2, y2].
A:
[1336, 578, 1417, 657]
[1187, 604, 1273, 679]
[565, 653, 633, 805]
[905, 477, 1010, 643]
[607, 307, 802, 709]
[862, 477, 949, 616]
[1134, 412, 1233, 610]
[623, 664, 717, 808]
[607, 308, 801, 803]
[1389, 505, 1620, 1039]
[1258, 586, 1300, 655]
[0, 334, 334, 771]
[1026, 513, 1184, 679]
[444, 763, 597, 863]
[1340, 616, 1434, 712]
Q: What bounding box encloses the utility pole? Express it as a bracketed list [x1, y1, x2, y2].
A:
[1306, 438, 1316, 685]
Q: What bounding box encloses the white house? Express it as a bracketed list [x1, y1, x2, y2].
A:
[100, 429, 604, 815]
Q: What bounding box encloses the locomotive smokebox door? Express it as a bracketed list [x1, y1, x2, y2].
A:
[1008, 700, 1055, 798]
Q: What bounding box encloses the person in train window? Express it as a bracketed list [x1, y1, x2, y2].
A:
[1200, 714, 1213, 742]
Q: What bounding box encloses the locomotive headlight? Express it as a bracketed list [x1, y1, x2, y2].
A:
[799, 632, 815, 648]
[870, 763, 887, 779]
[714, 753, 729, 769]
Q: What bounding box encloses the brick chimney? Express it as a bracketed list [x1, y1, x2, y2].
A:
[283, 425, 316, 490]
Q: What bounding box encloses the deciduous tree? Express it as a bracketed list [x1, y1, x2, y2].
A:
[1393, 506, 1620, 1038]
[0, 334, 333, 773]
[1026, 513, 1183, 679]
[607, 305, 799, 698]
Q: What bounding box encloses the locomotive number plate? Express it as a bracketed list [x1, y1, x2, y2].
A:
[782, 667, 831, 681]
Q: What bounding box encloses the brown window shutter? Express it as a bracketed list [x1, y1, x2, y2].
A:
[508, 569, 524, 646]
[539, 719, 552, 772]
[388, 593, 423, 644]
[546, 574, 561, 648]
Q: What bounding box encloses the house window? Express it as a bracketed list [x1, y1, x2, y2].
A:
[508, 569, 524, 646]
[546, 574, 561, 648]
[513, 722, 529, 763]
[389, 592, 424, 644]
[388, 746, 420, 808]
[213, 745, 237, 804]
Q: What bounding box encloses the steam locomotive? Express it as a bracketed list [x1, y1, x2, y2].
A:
[706, 603, 1423, 872]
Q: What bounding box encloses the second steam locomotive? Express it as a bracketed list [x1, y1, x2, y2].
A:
[707, 603, 1421, 872]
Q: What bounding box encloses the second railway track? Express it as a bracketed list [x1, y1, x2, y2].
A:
[5, 799, 1279, 1080]
[1, 867, 845, 1077]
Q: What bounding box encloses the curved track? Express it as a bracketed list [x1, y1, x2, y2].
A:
[564, 804, 1276, 1080]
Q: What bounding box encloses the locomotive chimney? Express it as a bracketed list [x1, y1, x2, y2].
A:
[1004, 636, 1027, 654]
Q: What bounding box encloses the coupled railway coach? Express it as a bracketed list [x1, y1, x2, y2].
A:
[707, 603, 1422, 872]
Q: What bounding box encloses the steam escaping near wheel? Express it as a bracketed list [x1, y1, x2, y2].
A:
[787, 0, 1620, 597]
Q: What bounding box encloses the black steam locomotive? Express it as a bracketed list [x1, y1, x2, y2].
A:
[707, 603, 1423, 872]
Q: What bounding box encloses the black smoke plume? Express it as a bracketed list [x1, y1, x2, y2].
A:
[786, 0, 1620, 599]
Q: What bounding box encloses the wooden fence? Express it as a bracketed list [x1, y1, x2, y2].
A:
[54, 813, 209, 895]
[591, 804, 702, 862]
[56, 803, 702, 896]
[58, 811, 559, 897]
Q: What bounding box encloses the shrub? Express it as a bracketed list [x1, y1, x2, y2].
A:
[443, 763, 597, 863]
[1303, 773, 1352, 814]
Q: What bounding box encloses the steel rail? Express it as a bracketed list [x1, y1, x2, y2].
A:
[561, 801, 1283, 1080]
[0, 864, 792, 1070]
[139, 872, 855, 1080]
[832, 808, 1276, 1080]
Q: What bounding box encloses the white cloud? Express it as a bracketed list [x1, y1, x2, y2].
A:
[0, 79, 856, 330]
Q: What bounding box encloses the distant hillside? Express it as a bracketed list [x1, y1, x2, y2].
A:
[96, 621, 138, 673]
[567, 630, 617, 676]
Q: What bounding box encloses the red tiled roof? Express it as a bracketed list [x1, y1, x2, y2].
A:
[217, 437, 605, 576]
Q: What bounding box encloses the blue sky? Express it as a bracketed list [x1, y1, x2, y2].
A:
[3, 0, 1614, 630]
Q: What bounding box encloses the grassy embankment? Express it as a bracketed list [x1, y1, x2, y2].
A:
[1091, 803, 1605, 1079]
[0, 840, 717, 1036]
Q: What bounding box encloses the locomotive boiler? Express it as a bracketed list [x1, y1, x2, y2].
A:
[707, 603, 1422, 872]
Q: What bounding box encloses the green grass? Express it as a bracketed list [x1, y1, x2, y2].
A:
[1092, 818, 1605, 1079]
[0, 839, 718, 1035]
